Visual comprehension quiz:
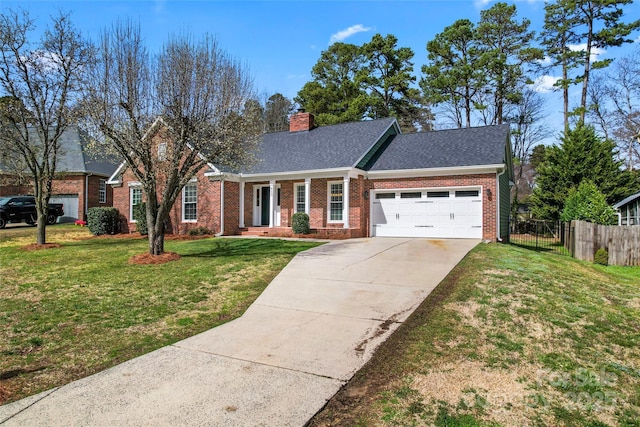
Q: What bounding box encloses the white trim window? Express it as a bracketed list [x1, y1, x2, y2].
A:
[294, 183, 306, 213]
[157, 142, 167, 161]
[328, 181, 343, 222]
[130, 187, 143, 222]
[99, 179, 107, 204]
[182, 183, 198, 222]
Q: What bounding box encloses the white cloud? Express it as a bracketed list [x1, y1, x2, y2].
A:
[329, 24, 372, 44]
[636, 35, 640, 43]
[568, 43, 606, 62]
[531, 75, 561, 93]
[537, 56, 553, 67]
[474, 0, 493, 8]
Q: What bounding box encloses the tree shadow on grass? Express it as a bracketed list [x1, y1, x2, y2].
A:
[177, 238, 321, 259]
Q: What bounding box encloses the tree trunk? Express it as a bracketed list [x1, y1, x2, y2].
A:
[149, 228, 165, 256]
[36, 213, 46, 245]
[146, 205, 165, 255]
[562, 54, 569, 131]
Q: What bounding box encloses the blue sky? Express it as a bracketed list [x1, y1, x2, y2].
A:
[3, 0, 640, 136]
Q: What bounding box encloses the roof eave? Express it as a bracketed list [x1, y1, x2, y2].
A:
[366, 164, 506, 179]
[107, 161, 127, 184]
[208, 167, 363, 181]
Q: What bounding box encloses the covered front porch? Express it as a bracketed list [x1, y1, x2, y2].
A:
[217, 169, 366, 239]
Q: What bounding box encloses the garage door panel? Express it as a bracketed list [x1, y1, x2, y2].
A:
[49, 195, 79, 223]
[372, 188, 483, 239]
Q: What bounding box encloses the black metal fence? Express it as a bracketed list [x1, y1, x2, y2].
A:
[509, 219, 570, 255]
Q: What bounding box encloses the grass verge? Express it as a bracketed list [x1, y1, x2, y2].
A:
[308, 243, 640, 426]
[0, 225, 320, 404]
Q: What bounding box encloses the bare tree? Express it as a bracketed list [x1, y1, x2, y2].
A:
[507, 86, 550, 164]
[588, 49, 640, 170]
[0, 10, 91, 244]
[505, 86, 550, 218]
[263, 93, 293, 133]
[83, 22, 261, 255]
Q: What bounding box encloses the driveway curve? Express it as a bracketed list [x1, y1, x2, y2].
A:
[0, 237, 478, 426]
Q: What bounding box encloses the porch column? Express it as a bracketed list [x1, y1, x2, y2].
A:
[343, 176, 350, 229]
[304, 178, 311, 215]
[239, 181, 245, 228]
[269, 179, 275, 228]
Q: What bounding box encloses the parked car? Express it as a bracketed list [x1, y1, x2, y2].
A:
[0, 196, 64, 229]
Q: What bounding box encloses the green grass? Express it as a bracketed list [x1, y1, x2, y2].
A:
[309, 243, 640, 427]
[0, 225, 320, 404]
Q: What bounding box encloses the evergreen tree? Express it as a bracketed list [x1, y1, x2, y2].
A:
[294, 42, 368, 126]
[531, 123, 637, 220]
[476, 2, 543, 125]
[421, 19, 486, 128]
[560, 179, 617, 224]
[361, 34, 431, 132]
[540, 0, 640, 125]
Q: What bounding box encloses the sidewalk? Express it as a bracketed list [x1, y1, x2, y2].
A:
[0, 237, 478, 426]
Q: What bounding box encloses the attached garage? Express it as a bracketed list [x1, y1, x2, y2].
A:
[49, 194, 79, 222]
[371, 187, 483, 239]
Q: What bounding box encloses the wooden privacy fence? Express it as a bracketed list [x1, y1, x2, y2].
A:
[566, 220, 640, 266]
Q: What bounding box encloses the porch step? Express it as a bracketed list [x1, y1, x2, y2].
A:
[236, 227, 292, 237]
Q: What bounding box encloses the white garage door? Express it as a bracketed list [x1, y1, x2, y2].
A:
[49, 194, 79, 223]
[371, 188, 483, 238]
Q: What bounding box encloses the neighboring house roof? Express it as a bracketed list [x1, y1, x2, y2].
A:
[366, 124, 511, 171]
[0, 126, 119, 177]
[614, 191, 640, 209]
[57, 128, 120, 177]
[243, 117, 398, 174]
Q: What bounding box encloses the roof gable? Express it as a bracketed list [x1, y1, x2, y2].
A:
[242, 117, 397, 174]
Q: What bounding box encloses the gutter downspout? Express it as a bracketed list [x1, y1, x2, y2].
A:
[215, 177, 225, 237]
[84, 173, 93, 220]
[496, 169, 506, 242]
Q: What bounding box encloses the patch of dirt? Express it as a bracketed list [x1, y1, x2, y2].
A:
[20, 243, 62, 251]
[128, 252, 180, 265]
[411, 361, 540, 426]
[0, 382, 13, 405]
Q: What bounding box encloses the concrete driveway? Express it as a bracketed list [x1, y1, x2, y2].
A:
[0, 237, 478, 426]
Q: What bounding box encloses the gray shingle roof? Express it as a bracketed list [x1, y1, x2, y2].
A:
[367, 124, 511, 171]
[614, 191, 640, 209]
[1, 127, 119, 177]
[242, 117, 397, 174]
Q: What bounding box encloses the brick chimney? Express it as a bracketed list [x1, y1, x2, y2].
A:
[289, 109, 315, 132]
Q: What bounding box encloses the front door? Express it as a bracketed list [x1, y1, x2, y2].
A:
[261, 187, 270, 226]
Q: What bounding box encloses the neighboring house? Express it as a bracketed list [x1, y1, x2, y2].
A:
[614, 191, 640, 226]
[108, 111, 513, 241]
[0, 127, 119, 222]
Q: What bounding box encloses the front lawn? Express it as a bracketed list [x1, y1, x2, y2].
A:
[0, 226, 319, 404]
[309, 243, 640, 426]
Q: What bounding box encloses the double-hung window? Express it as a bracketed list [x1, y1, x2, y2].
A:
[157, 143, 167, 161]
[182, 183, 198, 222]
[294, 183, 306, 213]
[328, 181, 343, 222]
[99, 179, 107, 204]
[130, 187, 143, 222]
